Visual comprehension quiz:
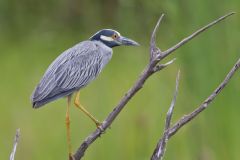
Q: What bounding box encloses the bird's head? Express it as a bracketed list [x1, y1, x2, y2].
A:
[90, 29, 139, 48]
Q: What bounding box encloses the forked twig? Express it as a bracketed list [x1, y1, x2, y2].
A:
[151, 58, 240, 159]
[168, 58, 240, 138]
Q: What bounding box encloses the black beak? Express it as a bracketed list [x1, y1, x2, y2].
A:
[117, 36, 140, 46]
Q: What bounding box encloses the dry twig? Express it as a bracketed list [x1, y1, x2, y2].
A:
[73, 12, 235, 160]
[9, 128, 20, 160]
[151, 58, 240, 159]
[151, 70, 180, 160]
[169, 58, 240, 138]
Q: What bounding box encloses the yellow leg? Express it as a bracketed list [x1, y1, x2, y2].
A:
[66, 96, 74, 160]
[74, 91, 102, 127]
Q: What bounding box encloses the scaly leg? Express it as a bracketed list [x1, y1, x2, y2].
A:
[74, 91, 102, 127]
[66, 95, 74, 160]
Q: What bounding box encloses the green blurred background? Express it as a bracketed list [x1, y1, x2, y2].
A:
[0, 0, 239, 159]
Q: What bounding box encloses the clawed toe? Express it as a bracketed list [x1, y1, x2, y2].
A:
[69, 154, 75, 160]
[95, 122, 105, 133]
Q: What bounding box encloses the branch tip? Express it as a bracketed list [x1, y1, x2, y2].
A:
[153, 71, 180, 160]
[151, 14, 165, 45]
[165, 58, 177, 66]
[9, 128, 20, 160]
[162, 12, 235, 59]
[166, 70, 180, 129]
[150, 14, 165, 60]
[153, 58, 176, 72]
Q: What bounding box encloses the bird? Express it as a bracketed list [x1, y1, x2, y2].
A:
[31, 29, 139, 159]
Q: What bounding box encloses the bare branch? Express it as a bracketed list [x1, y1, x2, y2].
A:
[165, 70, 180, 131]
[73, 12, 235, 160]
[153, 58, 176, 72]
[151, 70, 180, 160]
[168, 58, 240, 138]
[150, 14, 165, 61]
[151, 58, 240, 159]
[159, 12, 235, 61]
[9, 128, 20, 160]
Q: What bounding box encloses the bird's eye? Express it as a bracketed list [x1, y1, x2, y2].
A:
[112, 34, 118, 39]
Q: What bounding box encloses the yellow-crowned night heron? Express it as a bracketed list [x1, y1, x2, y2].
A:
[31, 29, 139, 158]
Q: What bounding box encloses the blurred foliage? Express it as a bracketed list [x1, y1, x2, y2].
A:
[0, 0, 240, 160]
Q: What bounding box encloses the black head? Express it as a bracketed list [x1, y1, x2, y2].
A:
[90, 29, 139, 48]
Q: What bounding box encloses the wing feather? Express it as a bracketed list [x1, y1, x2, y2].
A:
[31, 41, 104, 103]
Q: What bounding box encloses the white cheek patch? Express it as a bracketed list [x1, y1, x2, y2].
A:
[100, 35, 114, 41]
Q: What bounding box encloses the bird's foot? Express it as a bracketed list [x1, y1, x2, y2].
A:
[95, 121, 104, 133]
[69, 154, 75, 160]
[95, 121, 102, 127]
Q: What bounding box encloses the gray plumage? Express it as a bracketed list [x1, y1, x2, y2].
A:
[31, 41, 112, 108]
[31, 29, 139, 108]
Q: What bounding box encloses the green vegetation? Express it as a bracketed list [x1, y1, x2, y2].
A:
[0, 0, 239, 159]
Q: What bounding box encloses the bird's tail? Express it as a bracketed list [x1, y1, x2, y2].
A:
[32, 89, 75, 109]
